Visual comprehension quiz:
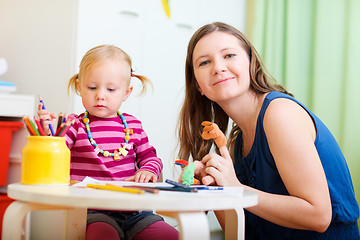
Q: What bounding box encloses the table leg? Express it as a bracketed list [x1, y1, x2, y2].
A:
[224, 208, 245, 240]
[2, 201, 27, 240]
[157, 211, 210, 240]
[63, 208, 87, 240]
[2, 201, 86, 240]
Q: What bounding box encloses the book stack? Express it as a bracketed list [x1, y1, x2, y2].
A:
[0, 81, 16, 94]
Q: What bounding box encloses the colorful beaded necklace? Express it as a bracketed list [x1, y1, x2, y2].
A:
[83, 110, 133, 161]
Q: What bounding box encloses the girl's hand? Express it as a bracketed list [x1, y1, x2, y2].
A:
[125, 170, 158, 183]
[201, 146, 240, 186]
[37, 103, 57, 135]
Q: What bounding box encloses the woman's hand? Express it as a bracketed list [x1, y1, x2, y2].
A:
[201, 146, 240, 186]
[193, 161, 216, 185]
[200, 121, 238, 186]
[177, 160, 216, 185]
[125, 170, 158, 183]
[37, 102, 57, 135]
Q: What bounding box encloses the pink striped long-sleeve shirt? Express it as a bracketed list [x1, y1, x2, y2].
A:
[65, 112, 162, 181]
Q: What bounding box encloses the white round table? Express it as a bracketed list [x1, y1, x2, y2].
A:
[2, 183, 257, 240]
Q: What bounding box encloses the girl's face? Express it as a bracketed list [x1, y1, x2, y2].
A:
[192, 31, 250, 103]
[77, 60, 133, 118]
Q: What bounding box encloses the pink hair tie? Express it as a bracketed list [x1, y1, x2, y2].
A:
[131, 73, 135, 77]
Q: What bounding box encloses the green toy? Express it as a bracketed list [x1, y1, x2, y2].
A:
[182, 162, 196, 185]
[175, 159, 198, 185]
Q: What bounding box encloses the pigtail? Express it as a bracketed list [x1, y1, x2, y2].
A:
[68, 73, 80, 95]
[68, 45, 153, 98]
[131, 72, 153, 96]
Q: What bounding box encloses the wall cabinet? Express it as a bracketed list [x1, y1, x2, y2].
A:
[0, 94, 35, 193]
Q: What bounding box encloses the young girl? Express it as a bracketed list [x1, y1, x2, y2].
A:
[38, 45, 178, 240]
[178, 22, 359, 239]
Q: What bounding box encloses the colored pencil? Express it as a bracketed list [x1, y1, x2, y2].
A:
[28, 118, 40, 136]
[104, 183, 195, 193]
[55, 122, 65, 136]
[62, 113, 67, 123]
[175, 159, 189, 167]
[38, 95, 55, 136]
[165, 179, 192, 189]
[153, 186, 197, 192]
[34, 116, 46, 136]
[58, 119, 74, 137]
[165, 179, 223, 191]
[22, 116, 36, 136]
[87, 184, 145, 194]
[57, 112, 63, 130]
[70, 180, 80, 186]
[193, 186, 224, 190]
[119, 185, 160, 194]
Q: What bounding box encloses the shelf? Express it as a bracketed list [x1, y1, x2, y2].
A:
[0, 94, 35, 117]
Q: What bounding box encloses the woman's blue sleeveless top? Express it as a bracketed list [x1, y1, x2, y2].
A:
[234, 91, 359, 239]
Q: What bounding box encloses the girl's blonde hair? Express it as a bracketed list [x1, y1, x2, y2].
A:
[178, 22, 292, 161]
[68, 44, 151, 96]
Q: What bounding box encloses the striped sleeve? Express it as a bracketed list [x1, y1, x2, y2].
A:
[135, 130, 163, 177]
[65, 113, 81, 150]
[126, 114, 163, 177]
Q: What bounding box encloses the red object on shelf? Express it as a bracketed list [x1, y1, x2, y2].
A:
[0, 193, 14, 239]
[0, 121, 23, 186]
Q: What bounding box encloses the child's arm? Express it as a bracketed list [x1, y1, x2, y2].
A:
[126, 119, 163, 182]
[134, 129, 163, 179]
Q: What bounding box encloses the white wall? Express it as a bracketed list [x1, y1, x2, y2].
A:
[0, 0, 76, 114]
[71, 0, 246, 180]
[0, 0, 246, 238]
[0, 0, 246, 181]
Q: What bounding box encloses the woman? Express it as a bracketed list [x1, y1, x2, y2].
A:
[178, 22, 359, 239]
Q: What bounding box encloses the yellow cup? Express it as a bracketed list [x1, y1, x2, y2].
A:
[21, 136, 70, 185]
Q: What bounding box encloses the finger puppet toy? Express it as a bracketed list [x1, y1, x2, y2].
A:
[201, 121, 227, 148]
[175, 159, 200, 185]
[176, 121, 227, 185]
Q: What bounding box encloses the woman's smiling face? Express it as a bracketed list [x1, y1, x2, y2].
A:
[192, 31, 251, 103]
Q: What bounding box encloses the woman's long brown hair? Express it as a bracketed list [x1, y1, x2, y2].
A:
[177, 22, 292, 161]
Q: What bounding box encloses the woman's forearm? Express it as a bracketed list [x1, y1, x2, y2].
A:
[214, 210, 225, 231]
[244, 186, 331, 233]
